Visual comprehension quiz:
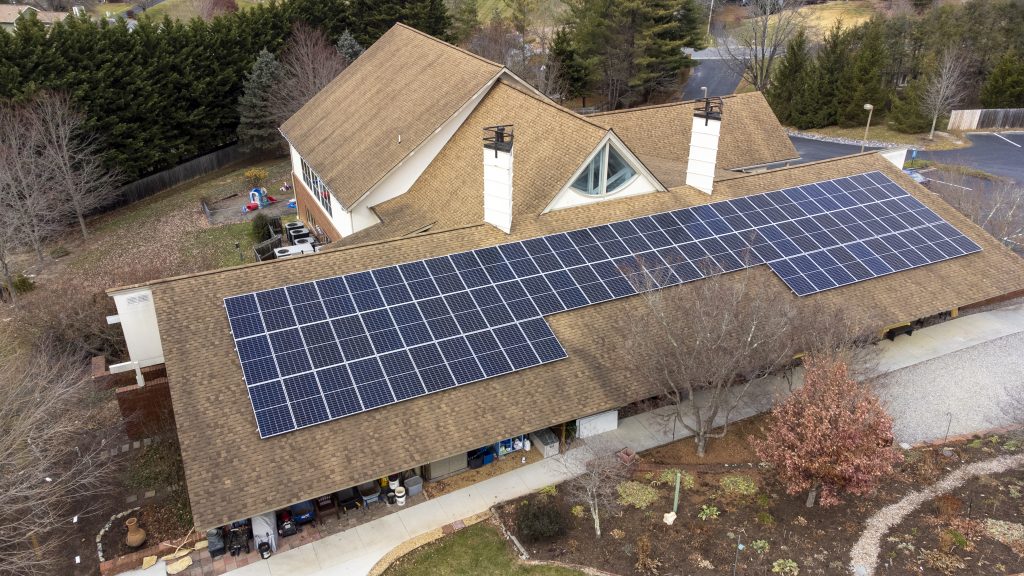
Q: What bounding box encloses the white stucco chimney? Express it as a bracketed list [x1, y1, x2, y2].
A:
[483, 125, 514, 234]
[685, 97, 723, 195]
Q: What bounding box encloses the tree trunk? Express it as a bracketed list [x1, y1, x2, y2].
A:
[591, 501, 601, 538]
[31, 236, 45, 265]
[929, 113, 939, 141]
[695, 433, 708, 458]
[77, 211, 89, 239]
[0, 257, 15, 306]
[805, 481, 820, 507]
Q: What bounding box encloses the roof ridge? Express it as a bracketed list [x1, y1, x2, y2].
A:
[391, 23, 502, 70]
[586, 92, 752, 118]
[494, 78, 611, 133]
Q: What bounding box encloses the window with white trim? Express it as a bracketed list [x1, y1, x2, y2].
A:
[300, 158, 334, 216]
[569, 143, 638, 197]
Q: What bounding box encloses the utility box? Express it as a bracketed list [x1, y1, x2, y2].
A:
[529, 428, 560, 459]
[576, 410, 619, 438]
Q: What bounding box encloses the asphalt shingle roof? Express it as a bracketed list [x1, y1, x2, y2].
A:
[133, 153, 1024, 529]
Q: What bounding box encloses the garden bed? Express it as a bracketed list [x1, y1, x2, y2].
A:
[494, 424, 1024, 576]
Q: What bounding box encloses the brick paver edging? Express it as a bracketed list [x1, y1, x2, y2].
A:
[366, 511, 491, 576]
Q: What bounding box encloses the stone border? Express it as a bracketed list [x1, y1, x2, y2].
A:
[786, 129, 901, 149]
[96, 507, 140, 563]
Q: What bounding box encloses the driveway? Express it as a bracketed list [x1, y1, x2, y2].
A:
[919, 132, 1024, 184]
[682, 43, 744, 101]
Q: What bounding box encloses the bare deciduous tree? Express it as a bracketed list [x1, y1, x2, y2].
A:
[922, 47, 970, 140]
[625, 257, 800, 457]
[268, 23, 350, 126]
[562, 440, 629, 538]
[931, 177, 1024, 254]
[192, 0, 238, 21]
[0, 341, 118, 576]
[722, 0, 805, 92]
[32, 92, 121, 239]
[0, 102, 63, 265]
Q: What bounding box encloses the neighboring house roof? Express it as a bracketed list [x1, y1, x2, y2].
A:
[0, 4, 66, 24]
[279, 23, 503, 210]
[588, 92, 800, 183]
[131, 152, 1024, 528]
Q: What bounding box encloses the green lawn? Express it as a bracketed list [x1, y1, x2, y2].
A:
[384, 523, 582, 576]
[142, 0, 262, 21]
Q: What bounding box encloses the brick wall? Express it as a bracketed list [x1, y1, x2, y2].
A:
[91, 356, 167, 391]
[115, 377, 175, 440]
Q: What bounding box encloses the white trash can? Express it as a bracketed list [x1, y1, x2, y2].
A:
[395, 487, 407, 506]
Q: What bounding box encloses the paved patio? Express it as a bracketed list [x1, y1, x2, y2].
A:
[182, 302, 1024, 576]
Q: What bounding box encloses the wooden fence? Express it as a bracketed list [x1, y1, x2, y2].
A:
[948, 108, 1024, 131]
[105, 144, 254, 211]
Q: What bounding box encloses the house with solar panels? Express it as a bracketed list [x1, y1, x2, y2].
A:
[105, 23, 1024, 533]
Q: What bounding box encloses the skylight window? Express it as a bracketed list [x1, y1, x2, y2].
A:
[570, 143, 638, 197]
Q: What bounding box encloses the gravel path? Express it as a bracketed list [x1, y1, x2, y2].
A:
[849, 453, 1024, 575]
[874, 331, 1024, 445]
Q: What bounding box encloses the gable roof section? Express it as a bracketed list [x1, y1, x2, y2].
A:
[588, 92, 799, 182]
[279, 23, 502, 209]
[335, 80, 614, 244]
[135, 152, 1024, 529]
[0, 4, 65, 24]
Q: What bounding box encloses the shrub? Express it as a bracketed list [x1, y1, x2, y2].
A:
[634, 534, 662, 576]
[771, 558, 799, 575]
[571, 505, 585, 518]
[751, 539, 770, 555]
[516, 498, 565, 543]
[610, 528, 625, 539]
[244, 168, 269, 190]
[617, 481, 659, 509]
[538, 485, 558, 497]
[751, 357, 902, 507]
[11, 274, 34, 294]
[251, 212, 273, 243]
[720, 474, 759, 499]
[657, 468, 695, 490]
[756, 511, 776, 527]
[697, 504, 720, 521]
[933, 494, 963, 520]
[50, 245, 70, 259]
[920, 549, 965, 574]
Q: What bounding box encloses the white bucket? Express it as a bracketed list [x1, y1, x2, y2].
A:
[395, 487, 407, 506]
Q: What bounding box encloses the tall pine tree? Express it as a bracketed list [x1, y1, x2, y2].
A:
[837, 22, 889, 128]
[808, 21, 849, 128]
[766, 28, 811, 126]
[335, 30, 365, 62]
[981, 50, 1024, 108]
[237, 49, 283, 153]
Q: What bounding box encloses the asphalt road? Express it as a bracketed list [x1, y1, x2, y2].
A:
[681, 59, 742, 101]
[919, 132, 1024, 184]
[789, 133, 1024, 184]
[789, 135, 880, 164]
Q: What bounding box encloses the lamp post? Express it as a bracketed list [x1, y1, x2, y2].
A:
[707, 0, 715, 38]
[861, 103, 874, 153]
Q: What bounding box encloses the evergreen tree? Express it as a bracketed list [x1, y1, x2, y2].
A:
[809, 21, 849, 128]
[766, 28, 811, 126]
[981, 50, 1024, 108]
[837, 22, 889, 128]
[551, 27, 588, 101]
[449, 0, 479, 44]
[888, 77, 931, 133]
[237, 49, 283, 153]
[335, 30, 365, 62]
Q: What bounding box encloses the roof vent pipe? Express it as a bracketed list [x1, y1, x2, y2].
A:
[483, 125, 514, 234]
[685, 96, 723, 195]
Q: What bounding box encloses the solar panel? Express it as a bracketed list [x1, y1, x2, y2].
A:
[226, 171, 980, 438]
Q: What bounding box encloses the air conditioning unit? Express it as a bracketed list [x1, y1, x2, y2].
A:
[274, 246, 308, 259]
[284, 221, 304, 233]
[288, 227, 310, 244]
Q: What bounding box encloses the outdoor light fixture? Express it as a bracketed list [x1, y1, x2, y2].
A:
[861, 103, 874, 153]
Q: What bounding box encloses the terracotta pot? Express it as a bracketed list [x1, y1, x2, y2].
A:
[125, 517, 147, 548]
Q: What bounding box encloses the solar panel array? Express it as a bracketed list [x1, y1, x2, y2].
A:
[225, 171, 981, 438]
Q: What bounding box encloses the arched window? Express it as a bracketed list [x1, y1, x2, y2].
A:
[569, 143, 638, 197]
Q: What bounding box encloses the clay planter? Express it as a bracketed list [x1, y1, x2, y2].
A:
[125, 518, 147, 548]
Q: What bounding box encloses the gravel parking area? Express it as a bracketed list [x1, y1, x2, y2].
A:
[875, 331, 1024, 445]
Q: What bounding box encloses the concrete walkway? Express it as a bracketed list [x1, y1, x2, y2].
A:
[222, 302, 1024, 576]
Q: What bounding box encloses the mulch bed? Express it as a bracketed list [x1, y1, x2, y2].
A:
[497, 420, 1024, 576]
